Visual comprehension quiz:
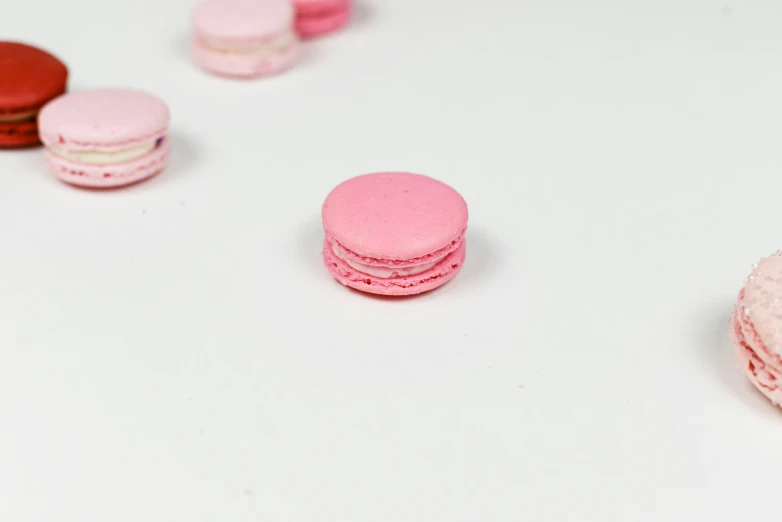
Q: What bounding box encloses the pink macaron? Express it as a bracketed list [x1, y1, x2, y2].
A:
[293, 0, 352, 38]
[38, 88, 170, 188]
[730, 252, 782, 407]
[322, 172, 468, 296]
[192, 0, 300, 78]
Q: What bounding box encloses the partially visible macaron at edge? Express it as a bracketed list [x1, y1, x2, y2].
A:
[730, 252, 782, 407]
[293, 0, 352, 38]
[38, 88, 170, 188]
[192, 0, 300, 78]
[0, 41, 68, 148]
[322, 172, 468, 296]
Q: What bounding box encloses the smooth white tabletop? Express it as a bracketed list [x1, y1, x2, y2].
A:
[2, 0, 782, 520]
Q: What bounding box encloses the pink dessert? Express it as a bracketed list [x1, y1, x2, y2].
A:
[192, 0, 300, 78]
[730, 252, 782, 406]
[322, 172, 468, 296]
[38, 88, 170, 188]
[293, 0, 351, 38]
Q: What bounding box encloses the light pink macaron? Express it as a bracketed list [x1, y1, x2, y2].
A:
[38, 88, 170, 188]
[730, 252, 782, 407]
[192, 0, 300, 78]
[293, 0, 352, 38]
[322, 172, 468, 296]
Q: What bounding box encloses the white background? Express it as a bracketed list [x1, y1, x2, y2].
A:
[1, 0, 781, 520]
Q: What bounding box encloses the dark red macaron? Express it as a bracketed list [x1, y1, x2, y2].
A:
[0, 42, 68, 148]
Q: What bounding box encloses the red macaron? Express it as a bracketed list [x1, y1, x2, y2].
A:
[0, 42, 68, 148]
[293, 0, 352, 38]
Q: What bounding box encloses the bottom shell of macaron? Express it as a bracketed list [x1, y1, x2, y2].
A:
[192, 36, 300, 79]
[0, 119, 42, 148]
[730, 308, 782, 406]
[323, 240, 466, 296]
[45, 140, 171, 188]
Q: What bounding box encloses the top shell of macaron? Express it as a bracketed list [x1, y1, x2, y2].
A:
[741, 253, 782, 350]
[38, 88, 170, 151]
[0, 41, 68, 114]
[193, 0, 295, 48]
[322, 172, 468, 261]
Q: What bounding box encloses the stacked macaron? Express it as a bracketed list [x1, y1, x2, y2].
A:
[0, 42, 67, 148]
[730, 252, 782, 407]
[293, 0, 352, 38]
[322, 172, 468, 296]
[38, 89, 171, 188]
[192, 0, 300, 78]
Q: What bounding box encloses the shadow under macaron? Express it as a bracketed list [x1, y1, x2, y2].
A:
[140, 130, 201, 189]
[350, 1, 373, 29]
[453, 226, 503, 289]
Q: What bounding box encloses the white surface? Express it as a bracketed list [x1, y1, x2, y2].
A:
[1, 0, 782, 520]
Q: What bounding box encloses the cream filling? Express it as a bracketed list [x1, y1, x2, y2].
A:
[202, 31, 296, 55]
[332, 244, 439, 279]
[50, 140, 160, 165]
[0, 110, 38, 123]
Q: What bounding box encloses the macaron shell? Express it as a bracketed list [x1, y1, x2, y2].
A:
[193, 0, 294, 48]
[729, 253, 782, 408]
[736, 290, 782, 372]
[0, 120, 40, 148]
[192, 40, 300, 78]
[45, 140, 170, 188]
[293, 0, 350, 15]
[731, 309, 782, 406]
[0, 42, 68, 115]
[322, 172, 468, 262]
[295, 9, 351, 38]
[39, 89, 169, 151]
[323, 240, 466, 296]
[738, 254, 782, 362]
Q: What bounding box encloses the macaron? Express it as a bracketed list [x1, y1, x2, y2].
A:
[730, 252, 782, 407]
[0, 42, 68, 148]
[322, 172, 468, 296]
[192, 0, 300, 78]
[38, 88, 170, 188]
[293, 0, 352, 38]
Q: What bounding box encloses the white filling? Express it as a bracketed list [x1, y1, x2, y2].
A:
[332, 244, 438, 279]
[202, 31, 296, 55]
[0, 110, 37, 123]
[50, 140, 159, 165]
